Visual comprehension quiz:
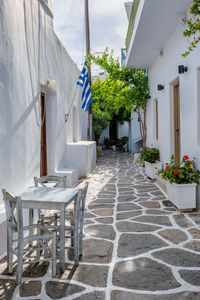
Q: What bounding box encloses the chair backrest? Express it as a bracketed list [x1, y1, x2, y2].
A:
[2, 190, 23, 233]
[80, 182, 89, 211]
[73, 182, 89, 225]
[34, 175, 67, 188]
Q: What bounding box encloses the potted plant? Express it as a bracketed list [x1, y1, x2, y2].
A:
[116, 136, 128, 152]
[140, 146, 162, 179]
[158, 155, 200, 210]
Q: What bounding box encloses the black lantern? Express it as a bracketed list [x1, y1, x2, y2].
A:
[178, 65, 188, 74]
[157, 84, 164, 91]
[146, 95, 151, 99]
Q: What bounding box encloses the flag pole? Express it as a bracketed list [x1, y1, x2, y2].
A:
[84, 0, 93, 141]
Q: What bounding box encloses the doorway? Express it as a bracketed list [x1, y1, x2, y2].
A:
[109, 120, 118, 142]
[40, 92, 47, 176]
[173, 82, 181, 163]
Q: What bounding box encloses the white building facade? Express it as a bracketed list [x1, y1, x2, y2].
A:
[0, 0, 96, 255]
[126, 0, 200, 205]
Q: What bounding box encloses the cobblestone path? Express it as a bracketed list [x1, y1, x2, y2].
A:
[1, 151, 200, 299]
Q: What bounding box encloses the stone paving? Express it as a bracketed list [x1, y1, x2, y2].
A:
[1, 151, 200, 299]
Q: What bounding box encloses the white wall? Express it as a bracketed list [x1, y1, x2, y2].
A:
[99, 121, 129, 145]
[146, 14, 200, 166]
[99, 127, 109, 145]
[99, 119, 141, 152]
[118, 122, 129, 138]
[130, 111, 143, 153]
[0, 1, 87, 206]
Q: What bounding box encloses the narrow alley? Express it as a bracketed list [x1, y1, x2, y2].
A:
[1, 151, 200, 299]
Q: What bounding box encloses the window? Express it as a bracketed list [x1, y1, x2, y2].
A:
[153, 99, 158, 140]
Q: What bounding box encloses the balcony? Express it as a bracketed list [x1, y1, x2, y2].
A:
[125, 0, 140, 51]
[125, 0, 191, 68]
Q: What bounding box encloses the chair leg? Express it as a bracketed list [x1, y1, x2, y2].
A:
[74, 227, 79, 265]
[41, 214, 48, 263]
[79, 233, 83, 257]
[52, 231, 57, 277]
[36, 221, 41, 260]
[29, 209, 34, 247]
[79, 212, 84, 257]
[7, 227, 13, 273]
[70, 213, 74, 247]
[16, 243, 23, 285]
[54, 213, 58, 227]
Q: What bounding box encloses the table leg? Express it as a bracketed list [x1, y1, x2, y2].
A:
[59, 209, 65, 272]
[29, 208, 34, 246]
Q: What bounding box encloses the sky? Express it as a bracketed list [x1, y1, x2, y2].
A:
[52, 0, 129, 75]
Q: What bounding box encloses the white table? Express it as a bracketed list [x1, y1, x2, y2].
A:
[18, 186, 79, 272]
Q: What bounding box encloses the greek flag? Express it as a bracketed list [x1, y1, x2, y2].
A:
[77, 60, 92, 111]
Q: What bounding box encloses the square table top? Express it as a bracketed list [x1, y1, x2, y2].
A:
[17, 186, 79, 209]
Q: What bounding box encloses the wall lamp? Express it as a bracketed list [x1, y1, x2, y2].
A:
[146, 95, 151, 99]
[47, 80, 56, 87]
[178, 65, 188, 74]
[65, 114, 69, 122]
[157, 84, 164, 91]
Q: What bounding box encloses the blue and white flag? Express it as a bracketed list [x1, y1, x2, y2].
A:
[77, 60, 92, 111]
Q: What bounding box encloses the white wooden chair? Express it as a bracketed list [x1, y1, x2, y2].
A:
[2, 189, 57, 284]
[34, 175, 67, 221]
[34, 175, 67, 188]
[44, 182, 89, 265]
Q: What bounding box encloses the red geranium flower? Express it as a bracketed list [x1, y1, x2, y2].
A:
[158, 154, 160, 157]
[173, 168, 180, 175]
[165, 166, 169, 171]
[143, 148, 146, 151]
[183, 155, 189, 160]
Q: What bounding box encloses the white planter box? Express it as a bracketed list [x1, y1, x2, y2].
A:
[167, 182, 197, 210]
[145, 161, 162, 179]
[134, 153, 140, 162]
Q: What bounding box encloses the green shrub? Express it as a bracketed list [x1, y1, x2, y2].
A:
[116, 136, 128, 152]
[140, 147, 160, 163]
[157, 155, 200, 184]
[96, 147, 102, 159]
[103, 137, 115, 149]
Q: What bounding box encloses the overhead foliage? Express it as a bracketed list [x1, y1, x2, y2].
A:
[91, 77, 131, 142]
[182, 0, 200, 57]
[89, 48, 149, 145]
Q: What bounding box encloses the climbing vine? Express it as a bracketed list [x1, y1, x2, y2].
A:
[182, 0, 200, 57]
[90, 49, 149, 146]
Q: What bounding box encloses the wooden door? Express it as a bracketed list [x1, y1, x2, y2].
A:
[155, 99, 158, 140]
[40, 93, 47, 177]
[174, 83, 181, 163]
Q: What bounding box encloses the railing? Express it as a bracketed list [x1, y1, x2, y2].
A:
[125, 0, 140, 52]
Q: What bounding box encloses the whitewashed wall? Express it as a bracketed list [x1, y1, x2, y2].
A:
[118, 122, 129, 138]
[0, 0, 89, 254]
[146, 15, 200, 166]
[0, 0, 88, 195]
[130, 111, 143, 153]
[99, 119, 142, 152]
[99, 127, 109, 145]
[99, 122, 129, 145]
